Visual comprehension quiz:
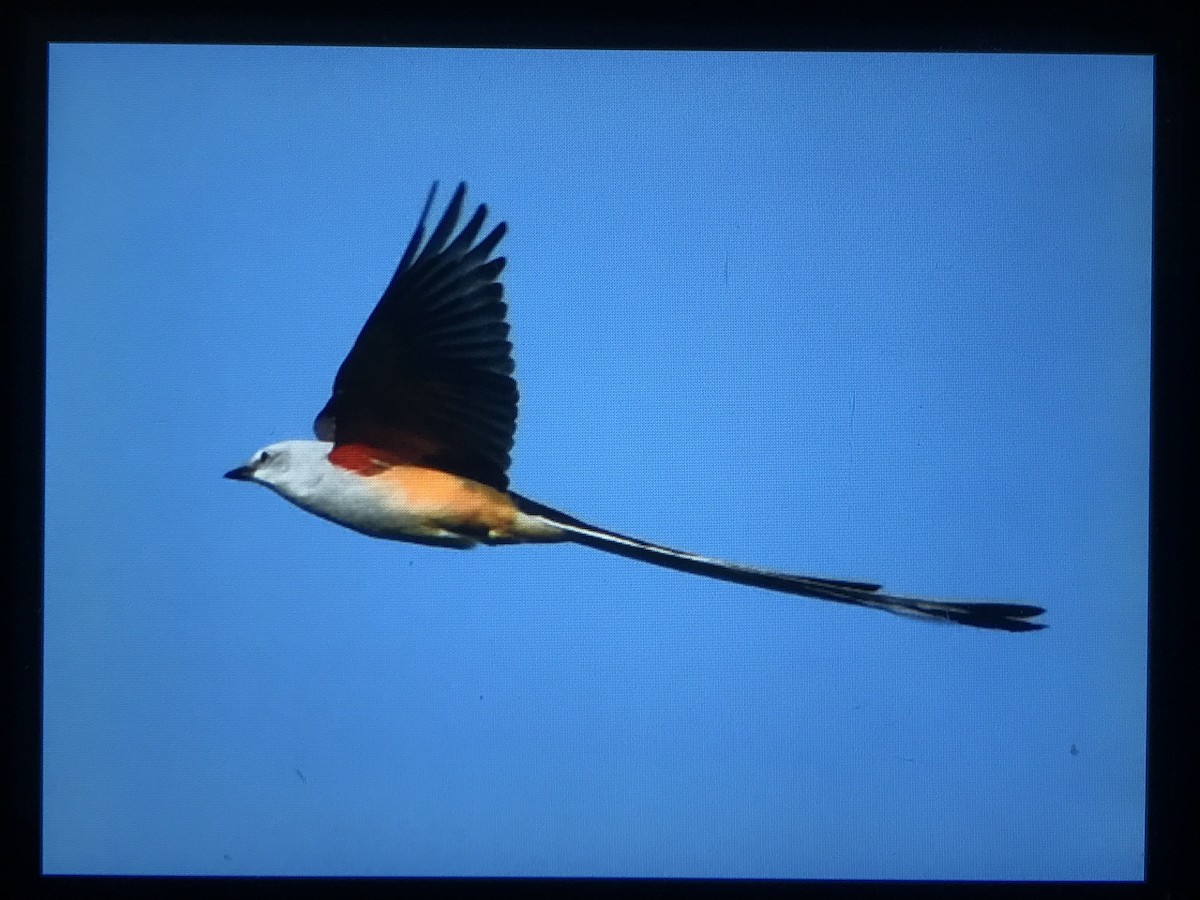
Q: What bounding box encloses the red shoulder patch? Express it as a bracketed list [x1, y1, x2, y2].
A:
[327, 444, 408, 476]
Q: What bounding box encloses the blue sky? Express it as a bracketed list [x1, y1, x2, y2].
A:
[43, 46, 1152, 879]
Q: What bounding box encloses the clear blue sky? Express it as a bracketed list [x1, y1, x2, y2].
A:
[43, 45, 1152, 879]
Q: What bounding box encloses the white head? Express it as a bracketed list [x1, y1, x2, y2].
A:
[224, 440, 335, 498]
[226, 439, 416, 539]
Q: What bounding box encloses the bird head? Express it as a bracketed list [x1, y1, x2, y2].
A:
[224, 440, 333, 493]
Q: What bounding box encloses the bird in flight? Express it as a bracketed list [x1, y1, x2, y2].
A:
[226, 182, 1045, 632]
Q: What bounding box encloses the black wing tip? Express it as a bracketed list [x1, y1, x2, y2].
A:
[443, 183, 465, 220]
[439, 181, 466, 220]
[440, 181, 489, 220]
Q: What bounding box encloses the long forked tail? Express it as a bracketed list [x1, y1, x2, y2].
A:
[511, 495, 1045, 633]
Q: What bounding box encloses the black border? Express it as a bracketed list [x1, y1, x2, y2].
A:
[6, 3, 1195, 898]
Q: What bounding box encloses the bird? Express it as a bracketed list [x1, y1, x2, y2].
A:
[225, 182, 1045, 632]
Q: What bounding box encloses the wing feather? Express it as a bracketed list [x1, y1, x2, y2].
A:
[314, 182, 518, 490]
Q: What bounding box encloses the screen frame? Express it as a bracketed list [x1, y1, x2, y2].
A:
[8, 5, 1191, 897]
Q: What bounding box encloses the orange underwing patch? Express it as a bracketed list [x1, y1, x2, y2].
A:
[377, 466, 521, 537]
[329, 445, 523, 538]
[385, 467, 518, 528]
[327, 443, 410, 476]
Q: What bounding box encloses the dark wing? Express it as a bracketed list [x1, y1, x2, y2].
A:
[314, 182, 517, 491]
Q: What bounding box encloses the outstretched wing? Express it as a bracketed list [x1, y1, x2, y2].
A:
[314, 182, 517, 491]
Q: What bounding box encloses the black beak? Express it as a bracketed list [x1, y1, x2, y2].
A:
[224, 465, 254, 481]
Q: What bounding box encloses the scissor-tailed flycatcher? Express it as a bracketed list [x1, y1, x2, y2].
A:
[226, 182, 1045, 632]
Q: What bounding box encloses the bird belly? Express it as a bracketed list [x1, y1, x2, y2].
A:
[295, 464, 564, 548]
